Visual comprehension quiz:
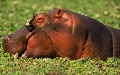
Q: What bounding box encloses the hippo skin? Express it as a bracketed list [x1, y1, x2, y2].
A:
[2, 8, 120, 60]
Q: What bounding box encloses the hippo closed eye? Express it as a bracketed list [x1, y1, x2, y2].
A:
[2, 8, 120, 60]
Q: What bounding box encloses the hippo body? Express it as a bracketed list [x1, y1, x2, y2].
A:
[2, 8, 120, 60]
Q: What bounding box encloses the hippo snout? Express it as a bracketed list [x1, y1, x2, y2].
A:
[2, 35, 21, 54]
[2, 35, 12, 52]
[2, 26, 34, 56]
[3, 36, 10, 42]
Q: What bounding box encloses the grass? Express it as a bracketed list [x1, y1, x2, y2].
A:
[0, 0, 120, 75]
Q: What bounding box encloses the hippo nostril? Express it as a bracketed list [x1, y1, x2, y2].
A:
[3, 36, 10, 41]
[2, 36, 13, 45]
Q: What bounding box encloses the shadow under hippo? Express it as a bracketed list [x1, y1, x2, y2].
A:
[2, 8, 120, 60]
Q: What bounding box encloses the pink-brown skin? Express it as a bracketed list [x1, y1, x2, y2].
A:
[2, 8, 120, 60]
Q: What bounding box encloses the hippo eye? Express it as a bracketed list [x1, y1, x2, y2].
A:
[37, 18, 44, 23]
[35, 14, 45, 23]
[38, 18, 43, 20]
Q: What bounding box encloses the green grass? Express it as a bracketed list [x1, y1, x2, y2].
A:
[0, 0, 120, 75]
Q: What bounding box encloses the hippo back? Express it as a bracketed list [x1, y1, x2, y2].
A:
[107, 26, 120, 57]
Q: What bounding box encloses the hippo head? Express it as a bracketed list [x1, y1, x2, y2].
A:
[2, 8, 73, 58]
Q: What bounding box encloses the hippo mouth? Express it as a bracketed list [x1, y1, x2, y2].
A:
[2, 25, 36, 57]
[18, 19, 36, 57]
[2, 15, 36, 57]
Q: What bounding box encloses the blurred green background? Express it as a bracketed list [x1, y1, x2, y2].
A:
[0, 0, 120, 75]
[0, 0, 120, 41]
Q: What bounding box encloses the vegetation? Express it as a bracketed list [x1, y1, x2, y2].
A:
[0, 0, 120, 75]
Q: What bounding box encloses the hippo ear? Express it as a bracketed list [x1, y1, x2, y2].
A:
[54, 9, 63, 18]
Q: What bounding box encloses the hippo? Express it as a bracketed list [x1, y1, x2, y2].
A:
[2, 8, 120, 60]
